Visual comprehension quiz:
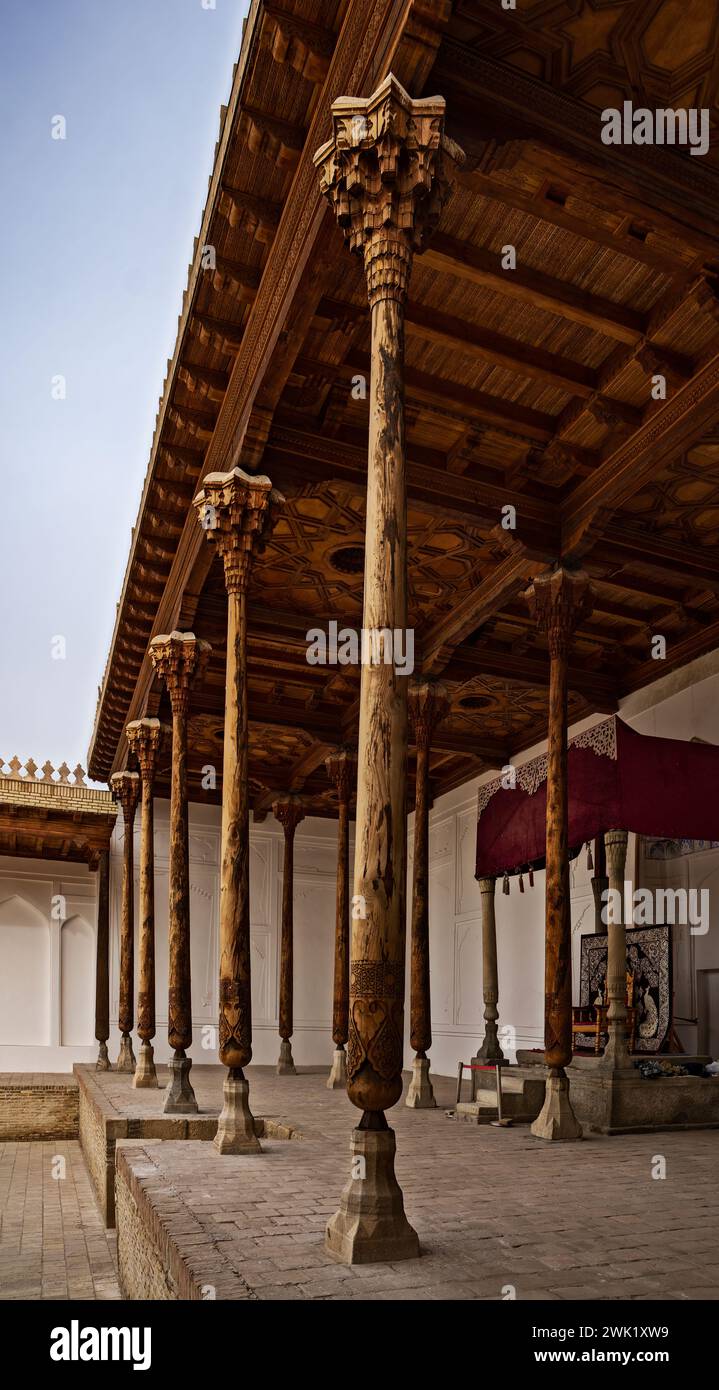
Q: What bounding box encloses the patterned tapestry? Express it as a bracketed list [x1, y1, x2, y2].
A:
[643, 838, 719, 860]
[577, 925, 672, 1054]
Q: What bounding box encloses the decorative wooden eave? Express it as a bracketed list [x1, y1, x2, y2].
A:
[0, 758, 116, 867]
[87, 0, 719, 814]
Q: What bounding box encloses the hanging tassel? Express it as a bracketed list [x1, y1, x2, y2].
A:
[528, 866, 534, 888]
[519, 870, 525, 893]
[503, 870, 510, 895]
[586, 840, 594, 871]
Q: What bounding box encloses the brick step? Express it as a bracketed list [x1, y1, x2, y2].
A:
[454, 1067, 546, 1124]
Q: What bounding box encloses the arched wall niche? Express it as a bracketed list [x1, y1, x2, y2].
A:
[60, 914, 95, 1046]
[0, 894, 51, 1045]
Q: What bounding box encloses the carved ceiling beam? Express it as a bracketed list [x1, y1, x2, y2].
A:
[264, 423, 560, 548]
[190, 311, 245, 356]
[442, 642, 617, 709]
[405, 300, 597, 397]
[421, 232, 646, 345]
[441, 42, 719, 234]
[454, 167, 702, 279]
[260, 3, 335, 84]
[422, 538, 540, 675]
[217, 183, 282, 240]
[177, 362, 229, 404]
[562, 351, 719, 560]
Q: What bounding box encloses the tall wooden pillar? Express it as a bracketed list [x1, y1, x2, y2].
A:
[324, 749, 356, 1089]
[126, 717, 167, 1089]
[272, 796, 305, 1075]
[601, 829, 630, 1071]
[476, 876, 504, 1063]
[94, 848, 111, 1070]
[526, 567, 592, 1141]
[315, 75, 462, 1262]
[109, 771, 140, 1072]
[406, 678, 449, 1108]
[192, 468, 280, 1152]
[149, 632, 210, 1114]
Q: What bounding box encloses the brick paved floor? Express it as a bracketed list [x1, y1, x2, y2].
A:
[0, 1141, 120, 1300]
[114, 1066, 719, 1301]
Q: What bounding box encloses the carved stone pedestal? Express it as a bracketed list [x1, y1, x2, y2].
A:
[405, 1056, 436, 1109]
[132, 1042, 158, 1089]
[327, 1046, 348, 1089]
[531, 1068, 583, 1142]
[474, 1034, 503, 1064]
[96, 1042, 110, 1072]
[326, 1126, 420, 1264]
[163, 1054, 197, 1114]
[276, 1039, 297, 1076]
[214, 1070, 261, 1155]
[116, 1035, 136, 1073]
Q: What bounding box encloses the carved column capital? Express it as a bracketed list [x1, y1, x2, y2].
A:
[604, 828, 629, 884]
[110, 770, 140, 825]
[193, 467, 284, 594]
[149, 632, 211, 715]
[324, 747, 357, 805]
[407, 678, 450, 751]
[272, 794, 305, 840]
[314, 73, 464, 305]
[126, 717, 169, 785]
[525, 567, 593, 659]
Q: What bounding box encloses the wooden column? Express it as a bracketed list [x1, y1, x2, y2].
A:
[601, 828, 630, 1071]
[526, 567, 592, 1141]
[324, 749, 356, 1089]
[406, 678, 449, 1108]
[476, 876, 504, 1063]
[193, 468, 280, 1152]
[315, 74, 462, 1263]
[126, 717, 167, 1088]
[149, 632, 210, 1114]
[272, 796, 305, 1075]
[94, 848, 111, 1070]
[109, 771, 140, 1072]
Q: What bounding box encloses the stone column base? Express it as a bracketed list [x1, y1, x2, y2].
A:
[531, 1069, 582, 1141]
[115, 1034, 136, 1073]
[596, 1025, 632, 1077]
[405, 1056, 436, 1109]
[325, 1126, 420, 1265]
[276, 1039, 297, 1076]
[132, 1042, 159, 1089]
[96, 1042, 111, 1072]
[162, 1054, 198, 1114]
[475, 1034, 505, 1065]
[326, 1046, 348, 1090]
[214, 1072, 261, 1154]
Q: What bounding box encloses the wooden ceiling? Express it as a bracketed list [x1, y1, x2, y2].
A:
[88, 0, 719, 818]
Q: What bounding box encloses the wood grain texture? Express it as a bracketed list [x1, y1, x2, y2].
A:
[94, 849, 110, 1046]
[325, 749, 356, 1048]
[526, 569, 592, 1072]
[109, 772, 140, 1041]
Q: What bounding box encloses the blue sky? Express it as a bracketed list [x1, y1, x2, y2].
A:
[0, 0, 249, 779]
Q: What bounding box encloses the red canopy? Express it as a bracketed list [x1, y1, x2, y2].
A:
[475, 716, 719, 879]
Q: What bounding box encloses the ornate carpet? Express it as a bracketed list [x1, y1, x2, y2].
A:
[576, 925, 672, 1054]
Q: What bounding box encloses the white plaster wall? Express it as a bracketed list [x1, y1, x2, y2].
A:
[107, 801, 342, 1068]
[0, 857, 98, 1071]
[2, 650, 719, 1074]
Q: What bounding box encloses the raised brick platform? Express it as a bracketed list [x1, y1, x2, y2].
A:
[115, 1069, 719, 1301]
[0, 1074, 79, 1141]
[75, 1064, 303, 1228]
